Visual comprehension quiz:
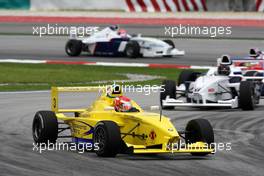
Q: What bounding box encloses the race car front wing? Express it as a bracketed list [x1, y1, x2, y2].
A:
[127, 142, 214, 154]
[162, 96, 239, 108]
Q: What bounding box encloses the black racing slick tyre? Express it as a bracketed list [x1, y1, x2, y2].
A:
[178, 70, 199, 86]
[32, 111, 58, 144]
[160, 80, 176, 109]
[244, 71, 258, 76]
[243, 71, 264, 97]
[125, 41, 140, 58]
[93, 121, 122, 157]
[163, 40, 175, 48]
[185, 119, 214, 156]
[239, 81, 256, 110]
[178, 70, 200, 102]
[65, 39, 82, 56]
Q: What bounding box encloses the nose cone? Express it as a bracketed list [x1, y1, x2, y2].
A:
[135, 112, 178, 137]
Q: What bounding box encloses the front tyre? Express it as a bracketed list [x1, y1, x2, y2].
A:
[178, 70, 200, 86]
[32, 111, 58, 144]
[185, 119, 214, 156]
[125, 41, 140, 58]
[65, 39, 82, 56]
[93, 121, 122, 157]
[160, 80, 176, 109]
[178, 70, 200, 102]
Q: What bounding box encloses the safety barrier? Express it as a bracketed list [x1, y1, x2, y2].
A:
[256, 0, 264, 11]
[0, 0, 262, 12]
[125, 0, 207, 12]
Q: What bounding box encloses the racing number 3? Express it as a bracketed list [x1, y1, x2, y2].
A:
[53, 98, 56, 109]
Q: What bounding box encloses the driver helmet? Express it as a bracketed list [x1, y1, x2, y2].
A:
[217, 64, 231, 76]
[249, 48, 261, 58]
[109, 25, 119, 31]
[118, 28, 128, 38]
[114, 96, 132, 112]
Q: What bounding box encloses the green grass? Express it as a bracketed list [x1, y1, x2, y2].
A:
[0, 63, 200, 91]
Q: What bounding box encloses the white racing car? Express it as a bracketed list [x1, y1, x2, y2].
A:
[65, 25, 185, 58]
[160, 55, 264, 110]
[231, 48, 264, 76]
[230, 48, 264, 95]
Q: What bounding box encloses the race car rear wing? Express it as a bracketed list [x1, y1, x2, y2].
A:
[51, 86, 106, 113]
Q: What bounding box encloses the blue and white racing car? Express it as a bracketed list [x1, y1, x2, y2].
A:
[65, 26, 185, 58]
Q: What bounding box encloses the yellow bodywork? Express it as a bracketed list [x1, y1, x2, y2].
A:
[51, 86, 214, 154]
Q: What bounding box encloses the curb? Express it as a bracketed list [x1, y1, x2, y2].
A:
[0, 59, 213, 69]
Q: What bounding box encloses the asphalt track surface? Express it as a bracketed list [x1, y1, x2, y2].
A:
[1, 23, 264, 176]
[0, 91, 264, 176]
[0, 24, 264, 66]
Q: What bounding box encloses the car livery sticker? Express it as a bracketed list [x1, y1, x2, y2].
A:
[149, 130, 157, 140]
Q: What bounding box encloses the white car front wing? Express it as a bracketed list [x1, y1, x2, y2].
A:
[163, 96, 239, 108]
[169, 48, 185, 56]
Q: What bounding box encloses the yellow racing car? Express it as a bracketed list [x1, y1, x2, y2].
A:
[32, 85, 214, 157]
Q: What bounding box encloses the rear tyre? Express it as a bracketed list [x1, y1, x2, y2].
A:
[160, 80, 176, 109]
[163, 40, 175, 48]
[244, 71, 264, 96]
[239, 81, 256, 110]
[125, 41, 140, 58]
[185, 119, 214, 156]
[93, 121, 122, 157]
[32, 111, 58, 144]
[244, 71, 258, 76]
[65, 39, 82, 56]
[261, 85, 264, 96]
